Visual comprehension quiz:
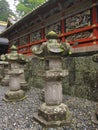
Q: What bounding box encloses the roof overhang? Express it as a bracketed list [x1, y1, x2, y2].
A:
[0, 0, 50, 37]
[0, 38, 9, 45]
[0, 0, 62, 37]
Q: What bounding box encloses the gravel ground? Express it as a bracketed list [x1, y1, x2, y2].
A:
[0, 86, 98, 130]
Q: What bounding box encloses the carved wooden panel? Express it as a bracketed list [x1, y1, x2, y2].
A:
[19, 47, 28, 53]
[43, 4, 60, 19]
[19, 35, 28, 46]
[45, 22, 61, 36]
[66, 10, 91, 32]
[10, 40, 19, 47]
[30, 30, 42, 42]
[66, 31, 92, 42]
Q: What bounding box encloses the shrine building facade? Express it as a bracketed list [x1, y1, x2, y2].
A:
[0, 0, 98, 56]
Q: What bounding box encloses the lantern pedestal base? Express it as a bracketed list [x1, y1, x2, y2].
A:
[92, 111, 98, 124]
[3, 89, 26, 102]
[34, 103, 72, 128]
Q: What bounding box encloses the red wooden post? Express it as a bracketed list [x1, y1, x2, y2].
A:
[17, 38, 20, 53]
[61, 19, 65, 42]
[42, 28, 45, 39]
[28, 34, 30, 55]
[61, 12, 65, 42]
[92, 1, 98, 44]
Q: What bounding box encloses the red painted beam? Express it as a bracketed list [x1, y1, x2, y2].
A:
[18, 44, 29, 49]
[29, 39, 46, 46]
[69, 37, 98, 44]
[59, 25, 98, 37]
[72, 41, 98, 48]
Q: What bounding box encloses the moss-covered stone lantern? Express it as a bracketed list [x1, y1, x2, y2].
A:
[0, 61, 9, 83]
[0, 60, 9, 86]
[31, 31, 72, 129]
[1, 45, 27, 102]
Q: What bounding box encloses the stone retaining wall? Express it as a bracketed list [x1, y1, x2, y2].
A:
[25, 57, 45, 90]
[25, 55, 98, 101]
[63, 56, 98, 101]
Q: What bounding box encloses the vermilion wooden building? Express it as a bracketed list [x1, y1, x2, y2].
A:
[0, 0, 98, 56]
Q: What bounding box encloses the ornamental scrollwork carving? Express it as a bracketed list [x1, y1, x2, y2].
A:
[30, 30, 42, 42]
[66, 31, 92, 42]
[66, 10, 91, 32]
[45, 22, 61, 35]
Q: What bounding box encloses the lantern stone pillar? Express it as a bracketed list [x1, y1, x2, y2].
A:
[32, 31, 72, 129]
[1, 45, 27, 102]
[19, 62, 28, 91]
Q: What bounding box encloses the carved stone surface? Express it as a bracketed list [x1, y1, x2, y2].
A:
[34, 103, 72, 128]
[32, 31, 72, 128]
[38, 103, 68, 121]
[45, 70, 68, 80]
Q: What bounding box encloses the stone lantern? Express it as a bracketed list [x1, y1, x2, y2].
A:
[31, 31, 72, 129]
[0, 61, 4, 81]
[1, 45, 27, 102]
[0, 60, 9, 86]
[0, 61, 8, 82]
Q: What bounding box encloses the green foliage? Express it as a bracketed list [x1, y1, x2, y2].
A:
[16, 0, 45, 17]
[17, 3, 31, 14]
[0, 0, 14, 21]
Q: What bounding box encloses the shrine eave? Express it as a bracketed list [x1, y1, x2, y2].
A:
[0, 38, 9, 45]
[1, 0, 92, 37]
[0, 0, 61, 37]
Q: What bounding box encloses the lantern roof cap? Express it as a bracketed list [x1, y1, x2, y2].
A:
[10, 45, 18, 51]
[46, 31, 58, 39]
